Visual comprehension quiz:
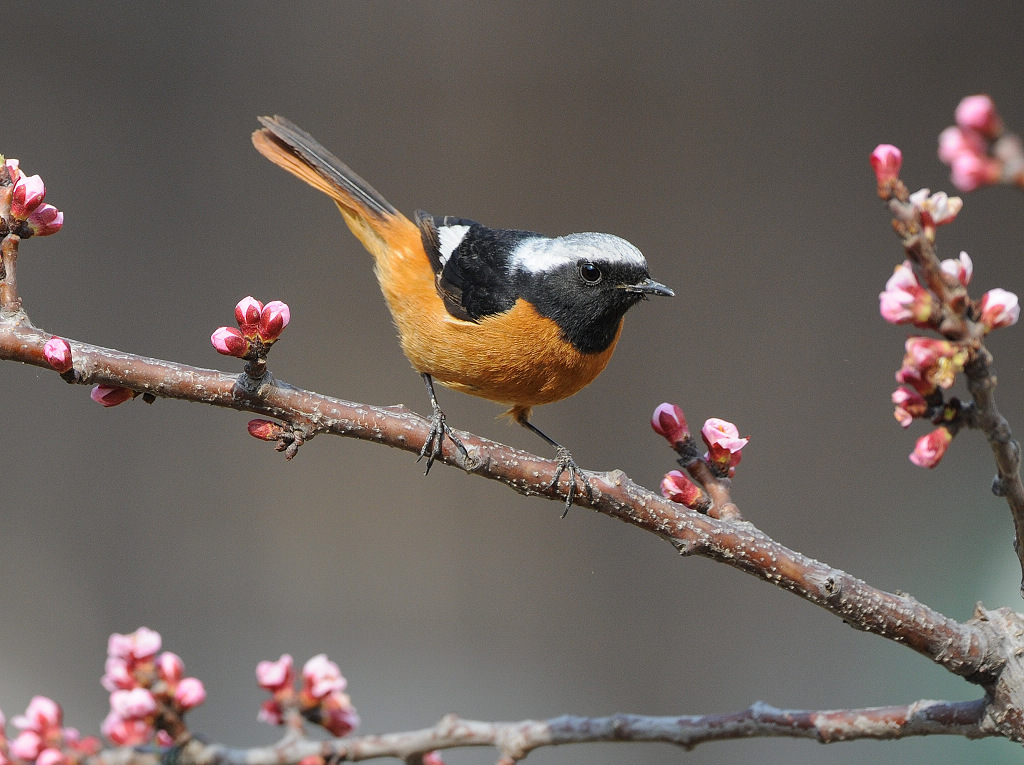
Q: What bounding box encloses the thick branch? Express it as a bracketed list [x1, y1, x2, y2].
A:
[0, 311, 1001, 687]
[88, 699, 989, 764]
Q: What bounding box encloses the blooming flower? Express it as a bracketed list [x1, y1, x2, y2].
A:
[257, 654, 295, 692]
[909, 427, 954, 468]
[701, 418, 748, 474]
[878, 261, 935, 327]
[302, 654, 346, 700]
[892, 386, 928, 428]
[900, 337, 968, 390]
[651, 402, 689, 445]
[908, 188, 962, 228]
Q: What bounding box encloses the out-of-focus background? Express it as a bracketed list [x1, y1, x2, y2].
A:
[3, 3, 1024, 763]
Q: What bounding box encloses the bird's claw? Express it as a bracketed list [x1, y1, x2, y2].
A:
[418, 406, 468, 475]
[550, 446, 593, 517]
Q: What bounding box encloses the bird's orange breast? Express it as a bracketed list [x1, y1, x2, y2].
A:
[370, 223, 621, 411]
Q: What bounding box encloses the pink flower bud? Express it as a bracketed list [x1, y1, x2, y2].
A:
[36, 748, 66, 765]
[155, 730, 174, 748]
[660, 470, 703, 509]
[157, 652, 184, 684]
[940, 251, 972, 287]
[110, 688, 157, 720]
[909, 427, 953, 468]
[422, 753, 445, 765]
[319, 691, 359, 737]
[902, 337, 968, 388]
[211, 326, 249, 357]
[107, 627, 161, 660]
[43, 336, 73, 373]
[908, 188, 962, 227]
[101, 657, 134, 692]
[978, 288, 1020, 331]
[248, 419, 285, 441]
[302, 654, 345, 699]
[101, 711, 153, 747]
[651, 402, 689, 444]
[10, 174, 46, 220]
[10, 731, 42, 760]
[257, 699, 284, 726]
[25, 204, 63, 236]
[256, 654, 294, 691]
[892, 386, 928, 428]
[870, 144, 902, 189]
[257, 301, 290, 342]
[234, 296, 264, 334]
[91, 385, 136, 407]
[879, 261, 934, 326]
[955, 94, 1001, 139]
[5, 158, 21, 183]
[950, 152, 1000, 192]
[173, 678, 206, 710]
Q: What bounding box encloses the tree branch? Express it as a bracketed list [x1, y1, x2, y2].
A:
[87, 699, 989, 764]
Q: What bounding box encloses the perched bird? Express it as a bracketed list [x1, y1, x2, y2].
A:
[252, 116, 672, 510]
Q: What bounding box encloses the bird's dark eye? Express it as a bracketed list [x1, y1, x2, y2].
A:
[578, 261, 603, 284]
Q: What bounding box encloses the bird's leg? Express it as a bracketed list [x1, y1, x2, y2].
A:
[515, 412, 593, 517]
[418, 373, 468, 475]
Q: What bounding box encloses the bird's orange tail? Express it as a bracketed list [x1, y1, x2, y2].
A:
[252, 115, 417, 263]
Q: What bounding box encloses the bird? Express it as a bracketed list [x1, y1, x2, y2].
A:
[252, 115, 673, 512]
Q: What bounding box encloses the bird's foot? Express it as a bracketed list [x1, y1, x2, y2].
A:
[418, 404, 468, 475]
[550, 446, 594, 518]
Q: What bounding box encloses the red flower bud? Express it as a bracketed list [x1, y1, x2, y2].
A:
[10, 174, 46, 220]
[660, 470, 703, 509]
[211, 326, 249, 357]
[42, 336, 72, 373]
[234, 296, 264, 335]
[870, 144, 902, 194]
[90, 385, 136, 407]
[25, 204, 64, 236]
[955, 95, 1002, 140]
[651, 402, 689, 444]
[257, 300, 290, 342]
[248, 419, 285, 441]
[909, 427, 953, 469]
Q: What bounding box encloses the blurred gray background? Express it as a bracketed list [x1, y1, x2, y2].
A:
[4, 3, 1024, 763]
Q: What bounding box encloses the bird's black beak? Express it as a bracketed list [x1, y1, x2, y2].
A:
[619, 278, 674, 297]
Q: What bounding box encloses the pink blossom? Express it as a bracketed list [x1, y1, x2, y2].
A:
[878, 261, 934, 327]
[870, 144, 902, 190]
[302, 654, 345, 700]
[950, 152, 1000, 192]
[25, 204, 64, 236]
[108, 627, 162, 661]
[100, 711, 152, 747]
[909, 427, 953, 468]
[955, 94, 1001, 139]
[892, 386, 928, 428]
[940, 251, 972, 287]
[234, 297, 264, 334]
[157, 652, 184, 685]
[650, 403, 689, 444]
[10, 174, 46, 220]
[211, 326, 249, 357]
[91, 385, 136, 407]
[13, 697, 62, 733]
[257, 301, 290, 342]
[660, 470, 702, 509]
[36, 748, 66, 765]
[110, 689, 156, 720]
[10, 731, 43, 760]
[6, 159, 21, 183]
[938, 126, 986, 164]
[256, 654, 295, 692]
[173, 678, 206, 711]
[43, 337, 73, 374]
[701, 418, 748, 475]
[101, 657, 134, 692]
[978, 288, 1020, 331]
[908, 188, 962, 227]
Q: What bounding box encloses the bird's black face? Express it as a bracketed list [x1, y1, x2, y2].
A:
[519, 258, 671, 354]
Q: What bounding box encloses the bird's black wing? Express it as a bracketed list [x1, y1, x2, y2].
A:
[416, 211, 537, 322]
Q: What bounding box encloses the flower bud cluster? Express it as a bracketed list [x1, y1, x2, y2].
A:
[938, 95, 1004, 192]
[257, 653, 359, 737]
[100, 627, 206, 747]
[652, 403, 748, 510]
[212, 296, 291, 359]
[871, 139, 1020, 468]
[1, 158, 64, 237]
[0, 697, 98, 765]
